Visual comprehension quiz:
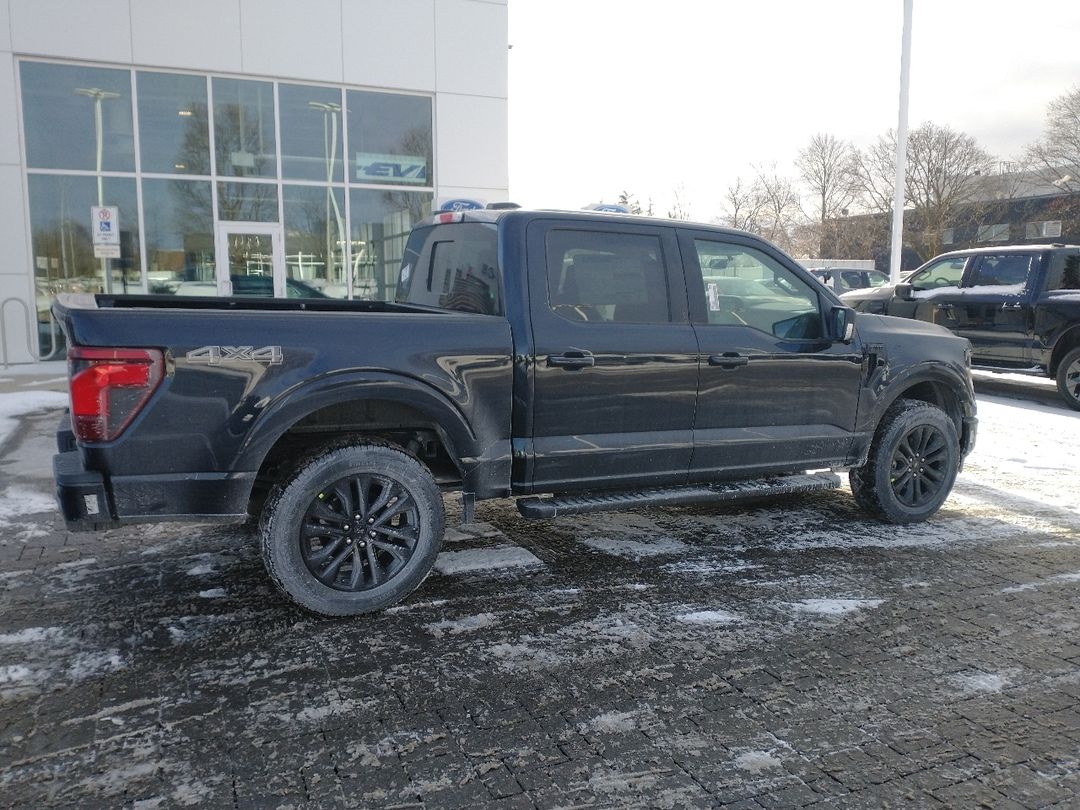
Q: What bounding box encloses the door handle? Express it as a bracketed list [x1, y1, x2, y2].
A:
[547, 351, 595, 369]
[708, 353, 749, 369]
[1000, 302, 1023, 311]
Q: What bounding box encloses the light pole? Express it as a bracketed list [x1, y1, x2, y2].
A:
[308, 101, 344, 291]
[75, 87, 121, 293]
[889, 0, 913, 282]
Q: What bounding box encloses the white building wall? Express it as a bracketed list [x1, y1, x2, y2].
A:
[0, 0, 508, 363]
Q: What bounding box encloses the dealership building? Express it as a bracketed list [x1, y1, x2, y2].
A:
[0, 0, 509, 362]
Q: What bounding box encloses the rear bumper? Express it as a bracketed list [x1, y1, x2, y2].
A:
[53, 449, 255, 531]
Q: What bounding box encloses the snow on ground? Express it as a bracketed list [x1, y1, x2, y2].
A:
[676, 609, 741, 625]
[433, 544, 543, 575]
[961, 394, 1080, 516]
[789, 598, 884, 616]
[0, 390, 67, 447]
[949, 671, 1011, 693]
[423, 612, 498, 637]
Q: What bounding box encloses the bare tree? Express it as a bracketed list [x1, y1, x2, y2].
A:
[617, 191, 653, 216]
[1027, 84, 1080, 193]
[905, 122, 994, 258]
[752, 164, 802, 251]
[849, 132, 898, 216]
[667, 184, 692, 221]
[796, 133, 857, 255]
[719, 176, 764, 233]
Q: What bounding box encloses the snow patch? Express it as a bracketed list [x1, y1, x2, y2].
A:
[734, 750, 782, 773]
[677, 610, 741, 625]
[0, 486, 57, 524]
[424, 612, 498, 638]
[197, 588, 227, 599]
[0, 390, 68, 446]
[581, 710, 648, 734]
[0, 664, 34, 685]
[581, 535, 688, 560]
[790, 598, 884, 616]
[0, 626, 65, 645]
[950, 672, 1009, 693]
[433, 545, 543, 575]
[185, 563, 215, 576]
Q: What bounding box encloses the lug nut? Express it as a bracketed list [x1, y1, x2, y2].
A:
[343, 524, 350, 530]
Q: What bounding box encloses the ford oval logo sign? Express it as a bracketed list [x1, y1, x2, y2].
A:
[585, 203, 631, 214]
[439, 198, 486, 212]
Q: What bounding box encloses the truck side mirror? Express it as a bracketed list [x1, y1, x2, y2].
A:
[829, 306, 856, 343]
[894, 282, 914, 301]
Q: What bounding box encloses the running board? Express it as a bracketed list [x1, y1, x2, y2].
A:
[516, 472, 842, 519]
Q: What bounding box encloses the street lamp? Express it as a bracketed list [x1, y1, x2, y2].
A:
[308, 101, 345, 290]
[75, 87, 121, 293]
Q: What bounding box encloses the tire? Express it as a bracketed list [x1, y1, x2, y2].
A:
[260, 440, 445, 616]
[850, 399, 959, 524]
[1056, 347, 1080, 412]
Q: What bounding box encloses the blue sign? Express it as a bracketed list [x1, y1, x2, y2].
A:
[439, 198, 486, 212]
[585, 203, 631, 214]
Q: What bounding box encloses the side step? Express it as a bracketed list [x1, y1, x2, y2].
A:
[516, 472, 842, 519]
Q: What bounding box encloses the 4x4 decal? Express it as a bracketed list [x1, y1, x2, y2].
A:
[186, 346, 284, 365]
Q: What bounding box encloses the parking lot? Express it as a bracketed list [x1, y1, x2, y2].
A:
[1, 371, 1079, 809]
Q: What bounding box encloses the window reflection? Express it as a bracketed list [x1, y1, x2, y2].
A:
[347, 91, 432, 187]
[218, 182, 279, 222]
[21, 62, 134, 172]
[280, 84, 343, 183]
[29, 175, 142, 354]
[212, 78, 276, 178]
[137, 72, 210, 175]
[283, 185, 347, 298]
[350, 189, 431, 300]
[142, 179, 214, 295]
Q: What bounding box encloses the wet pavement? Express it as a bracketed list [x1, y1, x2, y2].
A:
[1, 372, 1079, 808]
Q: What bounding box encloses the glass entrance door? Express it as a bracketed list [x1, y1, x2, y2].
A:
[215, 222, 284, 297]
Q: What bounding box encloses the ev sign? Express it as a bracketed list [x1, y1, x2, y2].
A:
[91, 206, 121, 259]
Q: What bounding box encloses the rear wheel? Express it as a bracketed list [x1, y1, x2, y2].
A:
[850, 399, 959, 524]
[260, 441, 445, 616]
[1056, 347, 1080, 412]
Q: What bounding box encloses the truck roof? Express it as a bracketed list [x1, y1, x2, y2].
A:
[416, 208, 752, 239]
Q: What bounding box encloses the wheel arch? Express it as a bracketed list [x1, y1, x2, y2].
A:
[1049, 325, 1080, 376]
[872, 365, 974, 436]
[235, 371, 479, 482]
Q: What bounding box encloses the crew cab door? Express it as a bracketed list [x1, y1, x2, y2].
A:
[679, 231, 863, 478]
[524, 219, 697, 493]
[926, 251, 1041, 366]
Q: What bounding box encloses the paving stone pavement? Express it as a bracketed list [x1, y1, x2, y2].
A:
[1, 377, 1079, 808]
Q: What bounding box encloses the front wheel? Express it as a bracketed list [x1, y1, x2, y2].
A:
[1056, 347, 1080, 412]
[260, 441, 445, 616]
[850, 399, 960, 524]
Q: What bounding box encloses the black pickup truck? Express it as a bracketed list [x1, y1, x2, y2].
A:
[53, 209, 977, 615]
[842, 245, 1080, 410]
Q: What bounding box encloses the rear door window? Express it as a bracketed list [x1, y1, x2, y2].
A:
[1046, 252, 1080, 291]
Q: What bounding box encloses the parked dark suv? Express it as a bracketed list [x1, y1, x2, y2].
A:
[842, 245, 1080, 409]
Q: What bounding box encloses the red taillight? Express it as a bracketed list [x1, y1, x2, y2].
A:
[68, 347, 164, 443]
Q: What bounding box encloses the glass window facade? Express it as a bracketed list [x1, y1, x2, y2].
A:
[20, 59, 434, 356]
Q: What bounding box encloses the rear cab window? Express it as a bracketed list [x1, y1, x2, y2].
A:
[396, 223, 502, 315]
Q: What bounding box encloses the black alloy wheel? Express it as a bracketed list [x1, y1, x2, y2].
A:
[300, 475, 419, 591]
[889, 423, 949, 508]
[260, 441, 445, 616]
[849, 398, 959, 524]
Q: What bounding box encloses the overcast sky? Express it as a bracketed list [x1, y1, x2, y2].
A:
[507, 0, 1080, 221]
